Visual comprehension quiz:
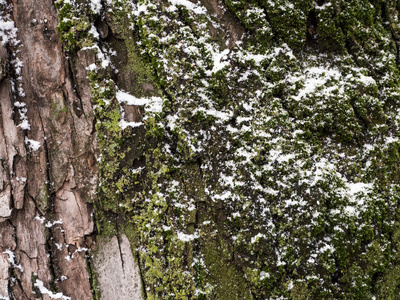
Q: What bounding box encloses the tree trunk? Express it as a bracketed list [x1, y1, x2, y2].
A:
[1, 0, 400, 299]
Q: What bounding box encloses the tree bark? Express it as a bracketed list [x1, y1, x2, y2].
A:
[2, 0, 400, 299]
[0, 0, 96, 299]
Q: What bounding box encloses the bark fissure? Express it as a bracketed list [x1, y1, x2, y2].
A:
[38, 113, 53, 214]
[115, 223, 125, 273]
[136, 251, 148, 300]
[66, 58, 86, 118]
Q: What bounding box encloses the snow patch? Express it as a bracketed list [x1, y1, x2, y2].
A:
[116, 90, 163, 112]
[88, 24, 100, 40]
[251, 233, 266, 244]
[45, 219, 63, 228]
[18, 119, 30, 130]
[89, 0, 102, 14]
[260, 271, 270, 281]
[34, 279, 71, 300]
[0, 14, 17, 45]
[116, 90, 163, 129]
[177, 231, 199, 242]
[25, 137, 41, 151]
[168, 0, 206, 14]
[347, 182, 371, 195]
[3, 249, 24, 272]
[290, 66, 342, 101]
[119, 120, 144, 130]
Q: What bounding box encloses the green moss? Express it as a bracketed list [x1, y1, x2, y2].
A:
[316, 4, 346, 52]
[55, 0, 98, 52]
[86, 252, 101, 300]
[224, 0, 273, 50]
[201, 237, 252, 299]
[36, 183, 50, 214]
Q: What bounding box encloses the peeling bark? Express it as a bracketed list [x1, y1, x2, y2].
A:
[0, 41, 26, 221]
[0, 0, 97, 298]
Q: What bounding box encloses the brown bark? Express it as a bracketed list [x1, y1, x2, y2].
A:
[0, 0, 97, 298]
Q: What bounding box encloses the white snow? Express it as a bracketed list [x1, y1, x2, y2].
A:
[385, 136, 399, 144]
[25, 137, 41, 151]
[316, 2, 332, 10]
[0, 17, 17, 45]
[34, 279, 71, 300]
[18, 119, 30, 130]
[290, 67, 342, 101]
[116, 91, 148, 106]
[119, 120, 144, 130]
[177, 231, 199, 242]
[241, 53, 268, 66]
[251, 233, 266, 244]
[318, 243, 334, 254]
[116, 90, 163, 112]
[3, 249, 24, 272]
[357, 73, 376, 86]
[347, 182, 371, 195]
[88, 24, 100, 40]
[12, 57, 23, 75]
[191, 107, 232, 123]
[36, 217, 63, 228]
[13, 101, 25, 108]
[259, 271, 270, 281]
[86, 63, 97, 71]
[288, 281, 294, 290]
[344, 205, 356, 216]
[168, 0, 206, 15]
[45, 219, 63, 228]
[89, 0, 102, 14]
[205, 48, 230, 75]
[35, 216, 45, 223]
[145, 97, 163, 113]
[131, 166, 145, 174]
[116, 90, 164, 129]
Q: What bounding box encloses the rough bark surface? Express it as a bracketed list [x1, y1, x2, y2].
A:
[0, 0, 97, 298]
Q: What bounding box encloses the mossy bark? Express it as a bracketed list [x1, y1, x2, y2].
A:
[2, 0, 400, 299]
[57, 0, 400, 299]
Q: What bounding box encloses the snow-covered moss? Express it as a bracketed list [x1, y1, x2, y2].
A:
[58, 0, 400, 298]
[55, 0, 101, 52]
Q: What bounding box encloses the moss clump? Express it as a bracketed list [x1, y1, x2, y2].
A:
[55, 0, 99, 52]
